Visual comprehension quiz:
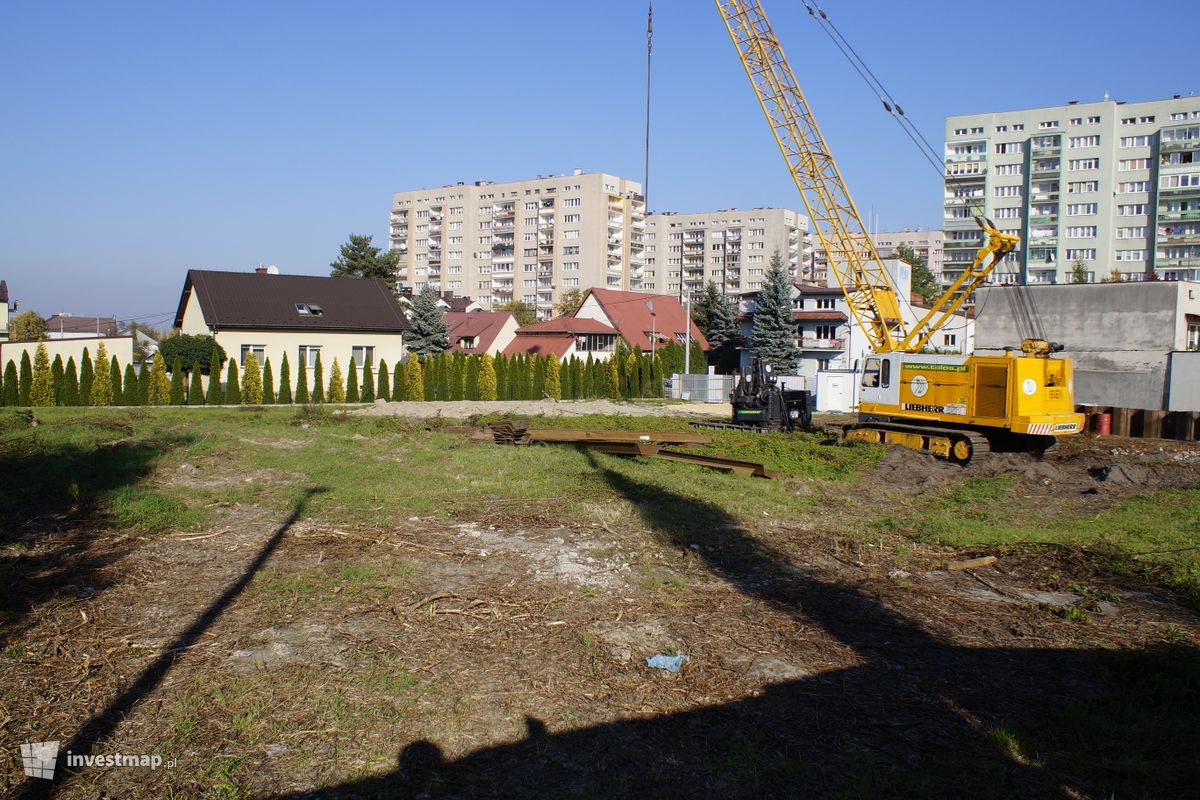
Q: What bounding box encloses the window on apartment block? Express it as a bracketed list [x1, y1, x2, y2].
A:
[298, 345, 321, 370]
[240, 345, 266, 364]
[814, 324, 837, 340]
[1069, 135, 1100, 148]
[351, 346, 374, 369]
[815, 297, 836, 309]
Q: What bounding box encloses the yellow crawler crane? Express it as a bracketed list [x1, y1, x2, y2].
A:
[715, 0, 1084, 463]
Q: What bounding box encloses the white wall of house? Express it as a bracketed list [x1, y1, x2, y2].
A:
[1, 336, 135, 371]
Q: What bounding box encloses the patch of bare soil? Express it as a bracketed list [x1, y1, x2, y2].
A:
[354, 399, 728, 420]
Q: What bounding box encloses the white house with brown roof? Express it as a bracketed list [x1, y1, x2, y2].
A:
[174, 269, 409, 380]
[445, 312, 519, 356]
[502, 317, 622, 361]
[574, 288, 709, 352]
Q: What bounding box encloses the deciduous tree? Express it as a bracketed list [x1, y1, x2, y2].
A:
[9, 311, 48, 342]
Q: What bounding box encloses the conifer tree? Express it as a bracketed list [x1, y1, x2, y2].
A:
[494, 354, 508, 400]
[295, 359, 309, 404]
[377, 359, 389, 402]
[109, 357, 121, 404]
[465, 355, 479, 400]
[689, 338, 708, 374]
[346, 360, 359, 402]
[262, 358, 275, 404]
[0, 362, 5, 406]
[422, 355, 434, 400]
[638, 349, 652, 396]
[224, 359, 241, 404]
[4, 360, 21, 405]
[277, 353, 292, 404]
[169, 358, 185, 405]
[242, 353, 263, 404]
[479, 354, 497, 401]
[30, 344, 54, 406]
[188, 361, 204, 404]
[405, 357, 424, 401]
[123, 364, 139, 405]
[148, 353, 171, 405]
[311, 353, 324, 404]
[448, 355, 464, 401]
[392, 360, 404, 401]
[361, 361, 375, 402]
[18, 351, 34, 405]
[63, 358, 80, 406]
[605, 357, 621, 399]
[328, 358, 346, 403]
[533, 355, 547, 398]
[406, 286, 451, 355]
[583, 355, 595, 398]
[78, 348, 93, 404]
[700, 282, 740, 373]
[207, 351, 223, 405]
[51, 355, 65, 405]
[545, 354, 561, 400]
[625, 352, 640, 399]
[750, 251, 801, 372]
[89, 343, 115, 406]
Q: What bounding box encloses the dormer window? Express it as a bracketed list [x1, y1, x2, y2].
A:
[295, 303, 323, 316]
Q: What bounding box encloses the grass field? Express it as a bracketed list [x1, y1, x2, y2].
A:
[1, 405, 1198, 798]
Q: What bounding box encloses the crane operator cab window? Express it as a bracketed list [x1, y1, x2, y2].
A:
[861, 357, 890, 389]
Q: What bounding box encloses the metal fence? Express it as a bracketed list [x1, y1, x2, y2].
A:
[665, 373, 733, 403]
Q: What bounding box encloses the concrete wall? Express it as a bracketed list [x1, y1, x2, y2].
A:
[1, 336, 135, 372]
[1167, 351, 1200, 412]
[974, 282, 1200, 410]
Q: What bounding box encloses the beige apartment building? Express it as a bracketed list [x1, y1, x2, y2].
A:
[944, 95, 1200, 285]
[812, 229, 945, 286]
[389, 171, 646, 319]
[642, 208, 810, 298]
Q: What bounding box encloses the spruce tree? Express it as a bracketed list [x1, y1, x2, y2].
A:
[295, 359, 309, 404]
[18, 351, 33, 405]
[188, 361, 204, 404]
[207, 351, 223, 405]
[78, 348, 93, 403]
[703, 285, 740, 374]
[123, 364, 139, 405]
[346, 360, 359, 402]
[750, 251, 801, 372]
[479, 354, 497, 401]
[406, 285, 451, 355]
[242, 353, 263, 404]
[328, 358, 346, 403]
[392, 360, 404, 401]
[262, 358, 275, 404]
[63, 358, 79, 406]
[405, 357, 424, 401]
[148, 353, 171, 405]
[377, 359, 389, 402]
[545, 354, 561, 400]
[51, 355, 65, 405]
[30, 344, 54, 407]
[277, 353, 292, 404]
[361, 361, 375, 402]
[312, 353, 324, 404]
[224, 359, 241, 404]
[169, 358, 185, 405]
[2, 362, 17, 407]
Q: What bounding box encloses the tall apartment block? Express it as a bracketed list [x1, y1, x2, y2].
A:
[389, 170, 645, 317]
[642, 208, 810, 297]
[944, 96, 1200, 285]
[812, 229, 945, 286]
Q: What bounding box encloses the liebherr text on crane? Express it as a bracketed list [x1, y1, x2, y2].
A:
[715, 0, 1085, 463]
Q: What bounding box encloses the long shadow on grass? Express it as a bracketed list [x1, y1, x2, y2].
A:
[267, 453, 1198, 799]
[0, 429, 196, 637]
[16, 486, 326, 800]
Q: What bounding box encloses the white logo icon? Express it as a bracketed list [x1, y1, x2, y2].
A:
[1022, 378, 1038, 396]
[20, 741, 60, 780]
[910, 374, 929, 398]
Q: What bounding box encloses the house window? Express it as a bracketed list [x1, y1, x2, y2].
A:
[240, 345, 266, 363]
[815, 297, 836, 309]
[351, 346, 375, 368]
[943, 334, 957, 348]
[576, 334, 616, 352]
[1187, 316, 1200, 351]
[459, 336, 478, 351]
[295, 303, 323, 316]
[815, 324, 837, 340]
[298, 345, 322, 369]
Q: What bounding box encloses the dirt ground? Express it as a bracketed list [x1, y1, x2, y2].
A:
[2, 414, 1199, 799]
[354, 398, 730, 420]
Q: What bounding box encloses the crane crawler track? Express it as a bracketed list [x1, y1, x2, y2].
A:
[842, 422, 991, 465]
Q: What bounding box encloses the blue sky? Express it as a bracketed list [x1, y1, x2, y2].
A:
[1, 0, 1193, 324]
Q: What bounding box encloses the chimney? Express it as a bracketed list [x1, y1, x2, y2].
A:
[255, 265, 269, 274]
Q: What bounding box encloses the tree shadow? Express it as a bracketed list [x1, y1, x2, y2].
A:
[14, 486, 326, 799]
[261, 452, 1198, 798]
[0, 425, 196, 637]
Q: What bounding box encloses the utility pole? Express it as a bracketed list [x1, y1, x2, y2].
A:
[643, 2, 653, 213]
